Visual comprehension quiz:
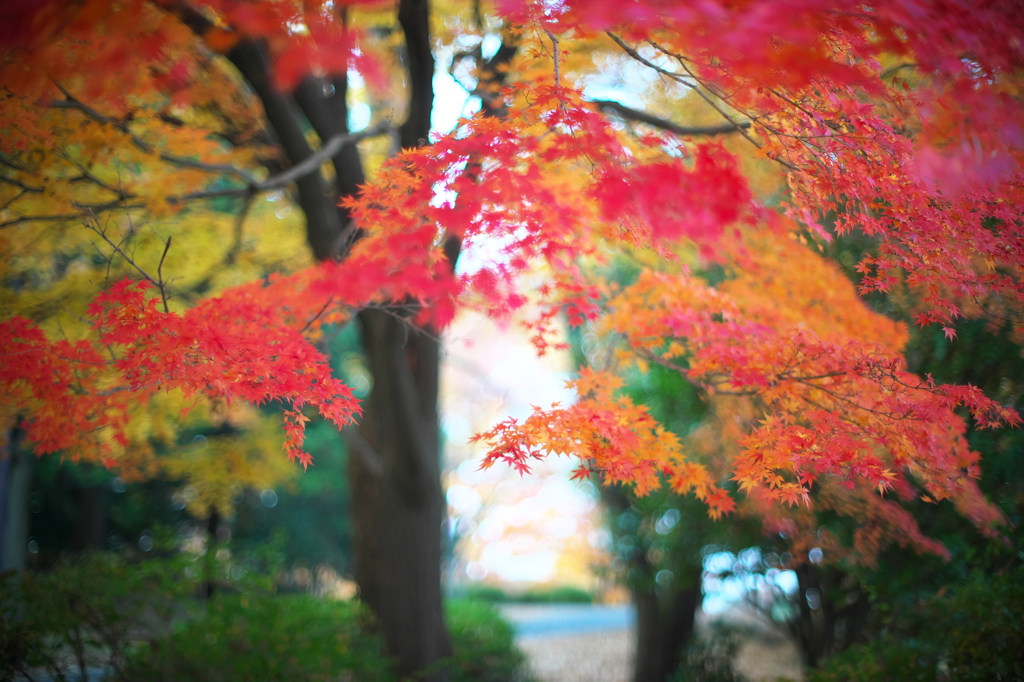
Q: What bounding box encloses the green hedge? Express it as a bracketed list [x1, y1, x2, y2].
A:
[123, 594, 392, 681]
[1, 552, 533, 682]
[810, 566, 1024, 682]
[460, 583, 593, 604]
[446, 599, 532, 682]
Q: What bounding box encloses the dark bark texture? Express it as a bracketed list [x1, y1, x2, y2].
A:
[791, 564, 870, 668]
[352, 309, 450, 680]
[633, 581, 702, 682]
[346, 4, 452, 676]
[603, 485, 702, 682]
[172, 0, 452, 677]
[0, 428, 32, 571]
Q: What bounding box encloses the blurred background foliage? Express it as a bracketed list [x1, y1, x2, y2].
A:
[1, 549, 533, 682]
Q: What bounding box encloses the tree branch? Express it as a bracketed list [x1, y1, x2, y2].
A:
[50, 86, 260, 186]
[592, 99, 752, 137]
[163, 124, 389, 205]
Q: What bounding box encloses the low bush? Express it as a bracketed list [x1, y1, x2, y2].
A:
[2, 552, 534, 682]
[461, 584, 511, 603]
[517, 586, 593, 604]
[446, 599, 533, 682]
[810, 566, 1024, 682]
[668, 622, 746, 682]
[1, 552, 197, 682]
[122, 593, 392, 681]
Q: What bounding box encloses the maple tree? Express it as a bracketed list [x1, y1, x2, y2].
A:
[2, 0, 1023, 679]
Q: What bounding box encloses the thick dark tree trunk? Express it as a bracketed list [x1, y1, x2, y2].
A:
[633, 581, 702, 682]
[69, 481, 106, 553]
[792, 564, 869, 668]
[0, 428, 32, 571]
[175, 1, 451, 676]
[350, 309, 450, 680]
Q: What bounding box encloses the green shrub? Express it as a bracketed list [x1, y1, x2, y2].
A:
[123, 593, 394, 681]
[461, 584, 511, 603]
[811, 566, 1024, 682]
[445, 599, 533, 682]
[668, 623, 746, 682]
[1, 552, 198, 682]
[458, 583, 593, 604]
[2, 552, 533, 682]
[516, 586, 593, 604]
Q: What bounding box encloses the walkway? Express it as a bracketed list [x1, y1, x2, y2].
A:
[500, 603, 804, 682]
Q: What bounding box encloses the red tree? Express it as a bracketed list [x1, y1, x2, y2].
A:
[3, 0, 1023, 678]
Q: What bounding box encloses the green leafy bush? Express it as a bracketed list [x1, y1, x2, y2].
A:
[2, 552, 533, 682]
[123, 593, 393, 681]
[668, 623, 746, 682]
[517, 586, 593, 604]
[459, 583, 593, 604]
[1, 552, 198, 682]
[810, 566, 1024, 682]
[460, 584, 512, 603]
[445, 599, 533, 682]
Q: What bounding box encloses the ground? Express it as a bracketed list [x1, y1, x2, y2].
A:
[503, 603, 805, 682]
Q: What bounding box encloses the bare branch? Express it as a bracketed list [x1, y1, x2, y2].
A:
[262, 121, 391, 191]
[300, 294, 336, 333]
[84, 214, 160, 289]
[0, 200, 145, 228]
[0, 175, 44, 193]
[0, 213, 78, 228]
[166, 123, 392, 204]
[546, 30, 561, 88]
[156, 236, 172, 313]
[602, 34, 770, 157]
[592, 99, 752, 137]
[50, 84, 261, 186]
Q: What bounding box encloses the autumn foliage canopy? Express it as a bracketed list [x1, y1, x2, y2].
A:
[2, 0, 1023, 563]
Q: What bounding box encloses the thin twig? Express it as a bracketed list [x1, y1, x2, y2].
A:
[84, 215, 160, 288]
[157, 236, 172, 313]
[607, 32, 793, 169]
[546, 29, 561, 88]
[0, 175, 44, 193]
[300, 294, 335, 333]
[225, 192, 255, 265]
[167, 122, 393, 204]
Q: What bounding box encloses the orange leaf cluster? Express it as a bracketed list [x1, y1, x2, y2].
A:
[473, 368, 736, 519]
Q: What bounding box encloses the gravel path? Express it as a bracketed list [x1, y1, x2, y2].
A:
[517, 629, 634, 682]
[509, 605, 804, 682]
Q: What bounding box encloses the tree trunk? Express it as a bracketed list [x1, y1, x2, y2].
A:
[351, 308, 451, 681]
[174, 1, 451, 676]
[792, 564, 869, 668]
[0, 428, 32, 571]
[69, 481, 106, 553]
[602, 485, 703, 682]
[632, 576, 702, 682]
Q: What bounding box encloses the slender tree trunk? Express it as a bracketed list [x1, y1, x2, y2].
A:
[351, 309, 451, 680]
[0, 428, 32, 571]
[70, 481, 105, 553]
[602, 485, 702, 682]
[633, 580, 702, 682]
[204, 507, 220, 599]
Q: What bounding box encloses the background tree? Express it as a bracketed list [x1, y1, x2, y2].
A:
[1, 1, 453, 676]
[4, 2, 1024, 680]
